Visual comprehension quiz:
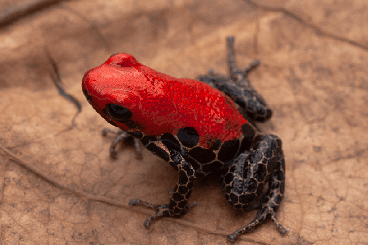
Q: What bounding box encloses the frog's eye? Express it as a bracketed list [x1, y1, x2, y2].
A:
[105, 104, 132, 122]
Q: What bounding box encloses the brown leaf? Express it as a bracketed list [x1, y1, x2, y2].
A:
[1, 0, 367, 244]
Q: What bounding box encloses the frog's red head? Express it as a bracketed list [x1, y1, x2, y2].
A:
[82, 53, 178, 134]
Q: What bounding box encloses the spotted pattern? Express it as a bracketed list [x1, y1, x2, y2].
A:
[125, 124, 257, 177]
[91, 36, 287, 242]
[219, 135, 286, 240]
[177, 127, 199, 148]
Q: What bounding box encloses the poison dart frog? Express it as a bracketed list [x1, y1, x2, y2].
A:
[82, 36, 287, 241]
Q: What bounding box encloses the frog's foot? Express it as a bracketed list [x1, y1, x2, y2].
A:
[129, 199, 198, 228]
[101, 128, 142, 159]
[227, 203, 287, 242]
[129, 199, 171, 227]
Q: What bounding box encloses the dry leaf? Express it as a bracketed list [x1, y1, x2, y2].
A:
[1, 0, 367, 244]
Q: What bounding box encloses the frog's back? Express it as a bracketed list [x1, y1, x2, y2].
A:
[136, 63, 247, 149]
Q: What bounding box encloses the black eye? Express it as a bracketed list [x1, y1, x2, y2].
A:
[105, 104, 132, 122]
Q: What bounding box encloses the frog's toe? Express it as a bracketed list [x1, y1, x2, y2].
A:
[129, 199, 171, 228]
[271, 211, 288, 234]
[129, 198, 198, 228]
[227, 207, 287, 242]
[227, 216, 260, 242]
[142, 206, 170, 228]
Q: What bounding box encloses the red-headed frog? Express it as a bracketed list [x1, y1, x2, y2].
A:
[82, 36, 287, 242]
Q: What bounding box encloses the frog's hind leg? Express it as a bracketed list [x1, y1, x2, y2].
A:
[220, 134, 287, 242]
[198, 36, 272, 122]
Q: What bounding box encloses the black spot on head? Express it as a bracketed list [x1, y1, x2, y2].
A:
[146, 143, 169, 162]
[218, 139, 240, 163]
[188, 147, 216, 164]
[177, 127, 199, 148]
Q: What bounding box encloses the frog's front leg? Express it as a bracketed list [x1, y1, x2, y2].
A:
[129, 146, 196, 227]
[221, 134, 287, 242]
[101, 128, 143, 158]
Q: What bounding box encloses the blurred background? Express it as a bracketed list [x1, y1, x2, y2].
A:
[0, 0, 367, 244]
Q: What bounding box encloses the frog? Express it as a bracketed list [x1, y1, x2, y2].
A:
[82, 36, 287, 242]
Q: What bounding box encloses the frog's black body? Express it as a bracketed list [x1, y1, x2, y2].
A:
[106, 37, 286, 241]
